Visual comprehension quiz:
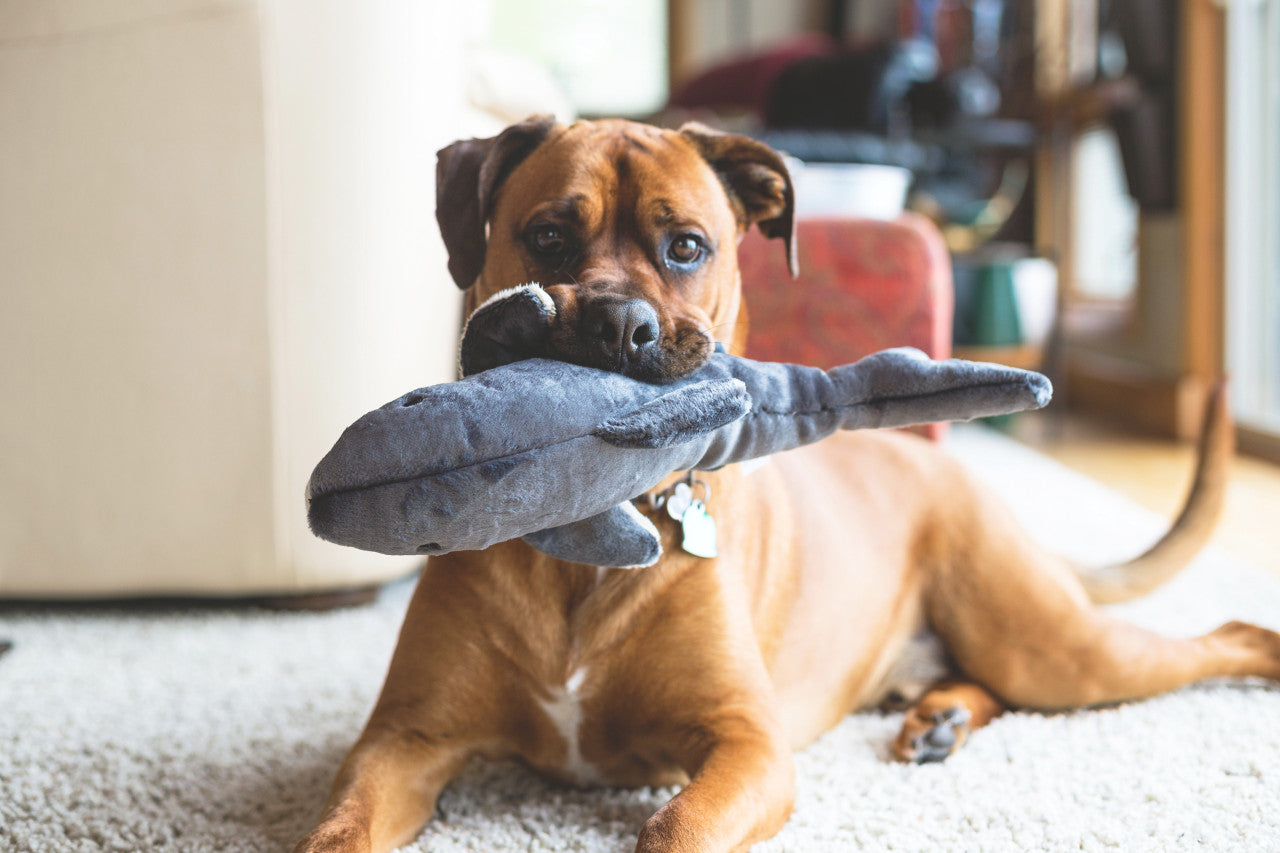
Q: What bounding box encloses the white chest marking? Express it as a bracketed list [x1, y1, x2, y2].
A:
[538, 667, 600, 784]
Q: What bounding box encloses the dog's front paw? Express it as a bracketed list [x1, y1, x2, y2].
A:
[892, 704, 971, 763]
[293, 820, 371, 853]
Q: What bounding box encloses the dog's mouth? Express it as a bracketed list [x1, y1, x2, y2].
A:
[461, 284, 715, 383]
[547, 317, 714, 384]
[529, 288, 713, 383]
[547, 322, 716, 381]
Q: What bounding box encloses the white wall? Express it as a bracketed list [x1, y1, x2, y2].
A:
[490, 0, 666, 115]
[260, 0, 475, 589]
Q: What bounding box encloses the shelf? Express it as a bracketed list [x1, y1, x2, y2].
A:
[953, 343, 1045, 371]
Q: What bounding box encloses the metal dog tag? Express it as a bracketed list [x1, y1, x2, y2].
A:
[666, 481, 693, 521]
[680, 500, 718, 558]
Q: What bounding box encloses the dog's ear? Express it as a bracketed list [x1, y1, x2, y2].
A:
[680, 122, 798, 277]
[436, 115, 558, 289]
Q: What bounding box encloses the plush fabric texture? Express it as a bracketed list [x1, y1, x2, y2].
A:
[305, 358, 751, 559]
[3, 426, 1279, 853]
[458, 283, 558, 377]
[307, 348, 1050, 565]
[524, 502, 663, 569]
[308, 285, 1050, 567]
[592, 379, 753, 450]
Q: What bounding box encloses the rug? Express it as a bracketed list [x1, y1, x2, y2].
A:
[2, 425, 1278, 852]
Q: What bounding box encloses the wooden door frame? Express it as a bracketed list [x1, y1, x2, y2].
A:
[1060, 0, 1225, 440]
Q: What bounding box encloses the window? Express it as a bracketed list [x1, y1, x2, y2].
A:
[1072, 125, 1139, 302]
[1226, 0, 1280, 440]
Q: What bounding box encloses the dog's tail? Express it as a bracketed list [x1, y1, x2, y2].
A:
[1079, 382, 1233, 605]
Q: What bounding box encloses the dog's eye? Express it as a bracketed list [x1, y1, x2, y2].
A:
[668, 234, 704, 265]
[530, 224, 566, 257]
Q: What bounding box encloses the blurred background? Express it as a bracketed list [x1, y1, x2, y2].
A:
[2, 0, 1276, 599]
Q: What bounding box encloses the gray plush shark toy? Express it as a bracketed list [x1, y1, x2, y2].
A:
[307, 285, 1052, 568]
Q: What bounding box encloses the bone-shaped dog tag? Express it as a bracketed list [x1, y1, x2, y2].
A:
[680, 500, 718, 558]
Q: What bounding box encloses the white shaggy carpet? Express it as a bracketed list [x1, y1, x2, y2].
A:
[3, 425, 1280, 852]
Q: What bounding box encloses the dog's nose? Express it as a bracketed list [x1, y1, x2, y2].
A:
[588, 299, 660, 366]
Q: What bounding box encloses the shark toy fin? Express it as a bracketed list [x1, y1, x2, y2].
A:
[460, 283, 556, 377]
[523, 501, 662, 568]
[593, 379, 751, 449]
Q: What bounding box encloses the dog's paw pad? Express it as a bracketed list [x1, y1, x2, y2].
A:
[892, 704, 971, 764]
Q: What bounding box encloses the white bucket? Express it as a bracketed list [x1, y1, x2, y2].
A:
[789, 160, 912, 221]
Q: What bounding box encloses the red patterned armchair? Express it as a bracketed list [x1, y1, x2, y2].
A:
[738, 214, 954, 439]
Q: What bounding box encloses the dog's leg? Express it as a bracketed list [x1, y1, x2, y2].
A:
[891, 680, 1005, 763]
[894, 619, 1280, 763]
[984, 614, 1280, 710]
[293, 719, 471, 853]
[635, 723, 796, 853]
[950, 593, 1280, 711]
[294, 560, 503, 853]
[927, 521, 1280, 713]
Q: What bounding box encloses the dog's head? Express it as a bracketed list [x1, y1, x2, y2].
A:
[436, 117, 796, 382]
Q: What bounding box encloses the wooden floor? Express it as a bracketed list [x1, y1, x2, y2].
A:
[1007, 412, 1280, 580]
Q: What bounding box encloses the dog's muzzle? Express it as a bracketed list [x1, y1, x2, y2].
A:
[583, 298, 661, 373]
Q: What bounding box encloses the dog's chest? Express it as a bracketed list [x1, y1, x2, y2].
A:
[527, 660, 689, 790]
[518, 568, 697, 789]
[533, 666, 599, 785]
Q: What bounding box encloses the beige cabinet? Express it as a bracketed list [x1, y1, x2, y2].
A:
[0, 1, 487, 596]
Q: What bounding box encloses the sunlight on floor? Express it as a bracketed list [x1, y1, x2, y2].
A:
[1002, 412, 1280, 580]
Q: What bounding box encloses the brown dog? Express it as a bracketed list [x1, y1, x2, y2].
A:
[295, 117, 1280, 853]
